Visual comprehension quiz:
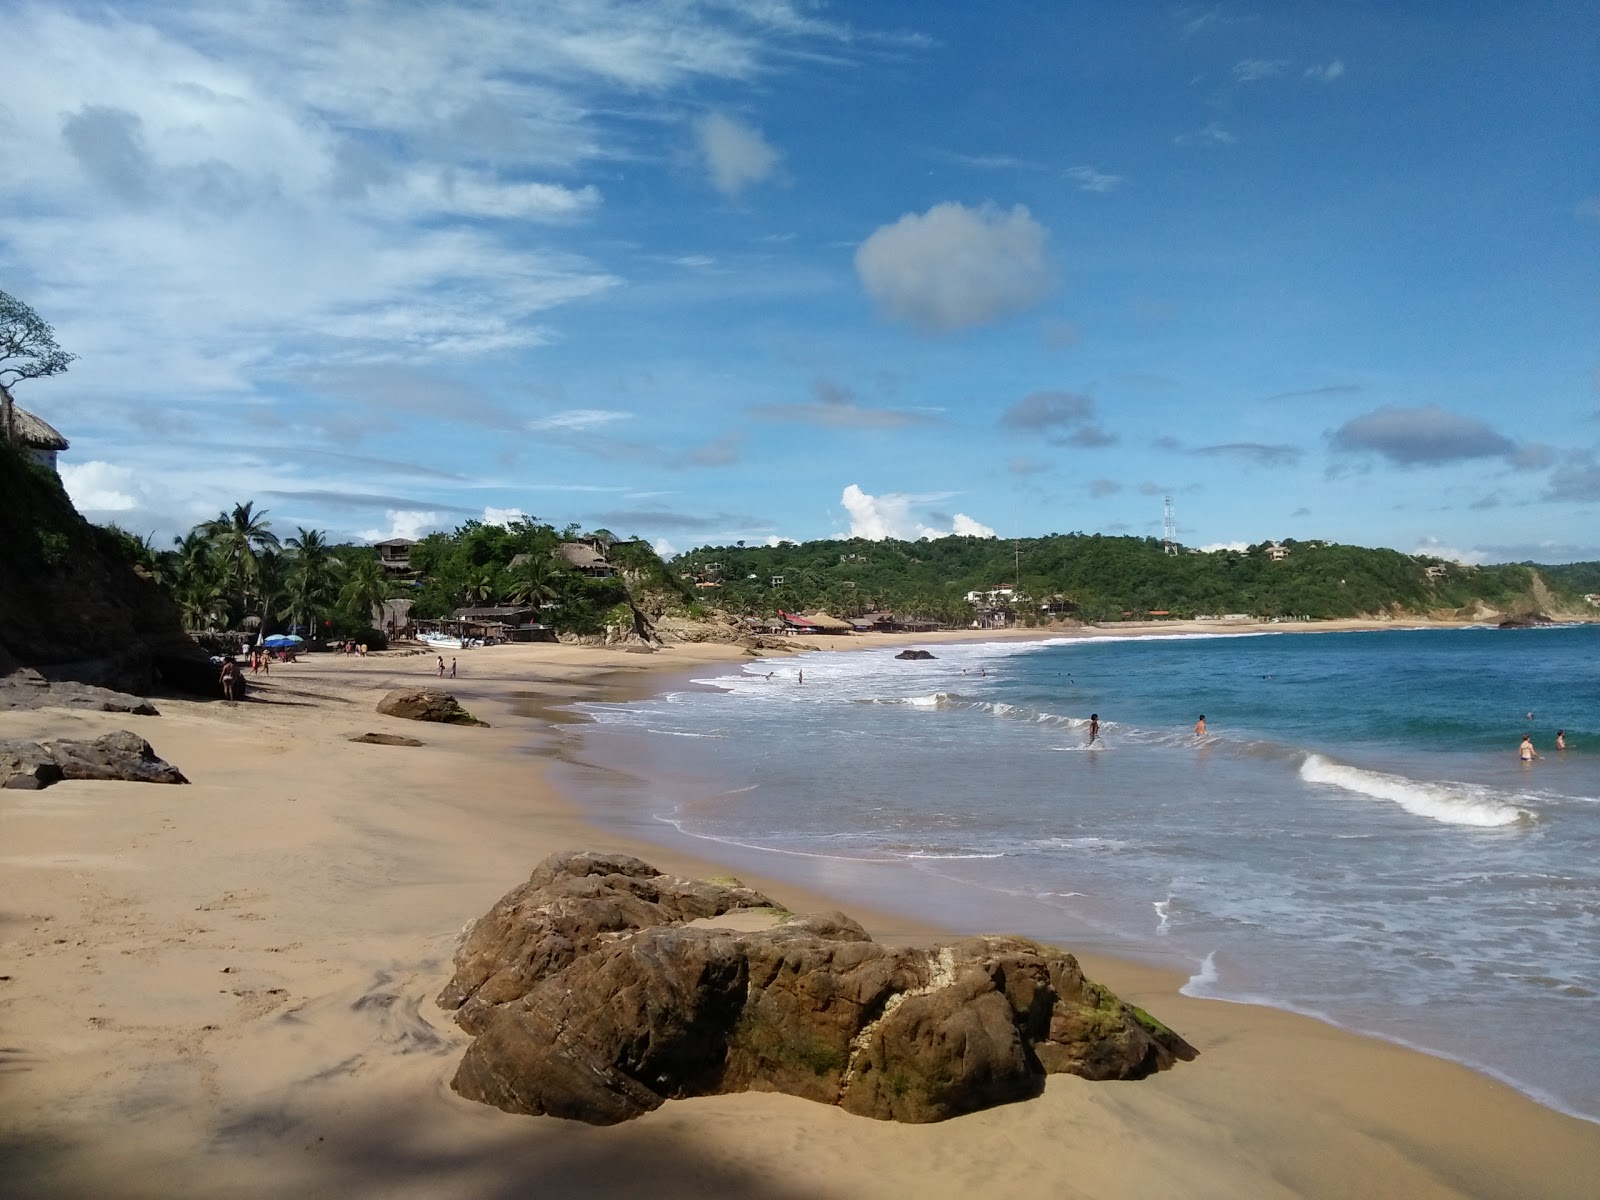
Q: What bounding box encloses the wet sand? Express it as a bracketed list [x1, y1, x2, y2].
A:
[2, 630, 1597, 1199]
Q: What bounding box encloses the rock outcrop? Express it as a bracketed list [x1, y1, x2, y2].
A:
[0, 443, 218, 696]
[0, 730, 187, 790]
[0, 667, 161, 714]
[350, 732, 424, 746]
[895, 649, 936, 660]
[440, 852, 1195, 1126]
[375, 688, 488, 726]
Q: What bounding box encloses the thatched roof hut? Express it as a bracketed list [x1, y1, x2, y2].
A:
[7, 403, 69, 472]
[556, 542, 616, 577]
[800, 611, 854, 633]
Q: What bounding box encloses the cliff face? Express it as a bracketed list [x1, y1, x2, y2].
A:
[0, 445, 215, 695]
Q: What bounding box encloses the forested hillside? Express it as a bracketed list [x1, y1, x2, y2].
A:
[676, 535, 1570, 624]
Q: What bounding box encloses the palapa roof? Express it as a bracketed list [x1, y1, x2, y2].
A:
[800, 610, 854, 632]
[9, 404, 69, 451]
[557, 542, 610, 569]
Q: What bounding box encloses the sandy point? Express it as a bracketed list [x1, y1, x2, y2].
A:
[2, 632, 1596, 1199]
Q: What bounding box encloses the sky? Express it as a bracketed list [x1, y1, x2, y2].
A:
[3, 1, 1598, 564]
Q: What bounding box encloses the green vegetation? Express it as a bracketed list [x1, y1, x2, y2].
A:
[677, 534, 1564, 623]
[129, 506, 689, 640]
[107, 497, 1588, 645]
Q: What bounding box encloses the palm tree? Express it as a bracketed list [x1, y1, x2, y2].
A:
[463, 569, 495, 604]
[284, 528, 341, 633]
[201, 501, 279, 618]
[504, 554, 561, 607]
[337, 555, 392, 628]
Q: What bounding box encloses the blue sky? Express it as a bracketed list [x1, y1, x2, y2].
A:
[3, 1, 1597, 563]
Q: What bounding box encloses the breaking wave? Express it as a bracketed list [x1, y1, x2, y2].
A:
[1299, 754, 1534, 827]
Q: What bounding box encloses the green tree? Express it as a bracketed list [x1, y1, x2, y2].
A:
[504, 553, 561, 607]
[337, 555, 393, 626]
[201, 501, 280, 619]
[284, 527, 342, 633]
[0, 289, 77, 446]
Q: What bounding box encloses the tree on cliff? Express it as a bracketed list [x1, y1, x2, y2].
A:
[0, 290, 77, 446]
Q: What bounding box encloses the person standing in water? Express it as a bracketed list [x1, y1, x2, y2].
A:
[1194, 714, 1207, 738]
[1519, 734, 1540, 762]
[1556, 730, 1567, 751]
[1088, 713, 1100, 745]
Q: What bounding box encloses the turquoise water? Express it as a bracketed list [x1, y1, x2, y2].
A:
[569, 626, 1600, 1122]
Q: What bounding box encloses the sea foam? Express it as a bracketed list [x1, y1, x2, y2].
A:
[1299, 754, 1533, 827]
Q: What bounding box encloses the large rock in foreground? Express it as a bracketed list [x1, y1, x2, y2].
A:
[0, 731, 187, 790]
[375, 688, 487, 726]
[0, 668, 160, 714]
[440, 852, 1195, 1125]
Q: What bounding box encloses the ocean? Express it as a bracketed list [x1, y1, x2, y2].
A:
[559, 625, 1600, 1123]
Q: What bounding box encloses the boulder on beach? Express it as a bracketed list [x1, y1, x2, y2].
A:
[0, 730, 187, 790]
[440, 852, 1196, 1126]
[894, 649, 936, 661]
[375, 688, 488, 726]
[350, 732, 425, 746]
[0, 669, 160, 715]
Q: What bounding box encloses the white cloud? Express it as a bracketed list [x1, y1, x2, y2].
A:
[855, 202, 1053, 334]
[482, 506, 526, 527]
[528, 409, 633, 432]
[765, 536, 797, 547]
[1304, 60, 1346, 82]
[653, 538, 678, 559]
[1200, 541, 1250, 553]
[697, 112, 781, 196]
[59, 460, 140, 511]
[0, 2, 851, 408]
[362, 509, 440, 541]
[1174, 122, 1236, 147]
[1065, 166, 1124, 193]
[1412, 537, 1488, 566]
[840, 484, 995, 541]
[1233, 59, 1289, 82]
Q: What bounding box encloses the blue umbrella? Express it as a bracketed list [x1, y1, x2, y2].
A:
[262, 634, 303, 648]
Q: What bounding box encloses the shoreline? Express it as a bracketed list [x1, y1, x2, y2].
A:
[3, 629, 1597, 1197]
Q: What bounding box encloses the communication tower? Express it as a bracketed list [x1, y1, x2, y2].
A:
[1163, 496, 1177, 555]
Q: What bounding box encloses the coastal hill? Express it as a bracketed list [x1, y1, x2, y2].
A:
[673, 533, 1582, 626]
[0, 441, 214, 694]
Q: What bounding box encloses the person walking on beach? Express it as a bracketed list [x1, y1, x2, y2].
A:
[1088, 713, 1100, 745]
[1519, 734, 1540, 762]
[1194, 714, 1206, 738]
[437, 656, 445, 677]
[450, 657, 457, 679]
[219, 657, 238, 702]
[798, 670, 804, 685]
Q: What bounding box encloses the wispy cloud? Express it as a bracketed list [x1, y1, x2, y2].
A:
[1304, 60, 1346, 82]
[1233, 59, 1289, 83]
[752, 380, 938, 429]
[1174, 122, 1235, 147]
[1065, 165, 1125, 193]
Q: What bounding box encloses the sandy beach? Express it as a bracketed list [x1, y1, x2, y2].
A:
[4, 624, 1598, 1199]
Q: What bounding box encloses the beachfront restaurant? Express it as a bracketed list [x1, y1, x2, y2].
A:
[441, 605, 557, 644]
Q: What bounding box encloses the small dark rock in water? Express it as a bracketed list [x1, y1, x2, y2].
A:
[440, 852, 1195, 1126]
[1497, 612, 1551, 628]
[375, 688, 488, 726]
[0, 730, 187, 790]
[350, 732, 425, 747]
[895, 649, 936, 660]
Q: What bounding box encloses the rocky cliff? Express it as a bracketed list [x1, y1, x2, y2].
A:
[0, 443, 216, 695]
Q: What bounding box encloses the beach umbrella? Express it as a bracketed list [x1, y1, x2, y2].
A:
[262, 634, 303, 648]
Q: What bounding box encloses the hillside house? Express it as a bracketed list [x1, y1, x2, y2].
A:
[7, 403, 68, 473]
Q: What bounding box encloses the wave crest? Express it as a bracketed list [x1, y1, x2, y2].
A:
[1299, 754, 1533, 827]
